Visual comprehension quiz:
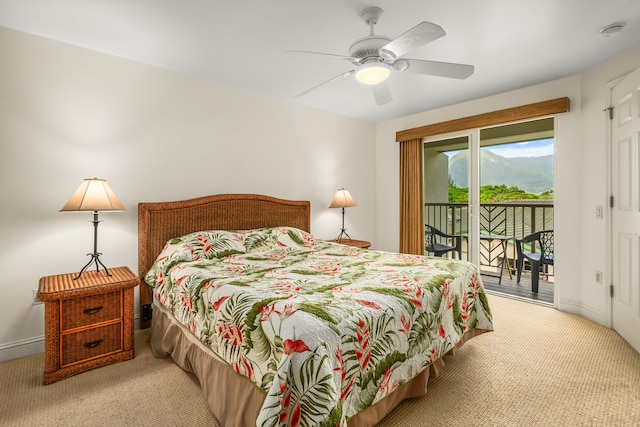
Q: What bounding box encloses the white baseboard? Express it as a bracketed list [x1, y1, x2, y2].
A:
[0, 335, 44, 363]
[0, 314, 142, 363]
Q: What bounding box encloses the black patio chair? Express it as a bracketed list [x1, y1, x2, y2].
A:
[515, 230, 554, 293]
[425, 225, 462, 259]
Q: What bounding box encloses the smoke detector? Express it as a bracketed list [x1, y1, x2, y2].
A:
[600, 23, 624, 37]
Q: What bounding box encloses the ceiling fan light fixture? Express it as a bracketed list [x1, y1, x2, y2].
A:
[355, 62, 391, 85]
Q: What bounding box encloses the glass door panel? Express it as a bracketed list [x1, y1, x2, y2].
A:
[477, 118, 555, 288]
[423, 134, 475, 262]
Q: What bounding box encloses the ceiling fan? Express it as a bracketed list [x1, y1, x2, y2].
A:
[290, 7, 474, 105]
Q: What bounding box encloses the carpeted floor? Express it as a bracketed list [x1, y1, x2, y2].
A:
[1, 294, 639, 426]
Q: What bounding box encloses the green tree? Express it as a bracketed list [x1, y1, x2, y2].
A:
[448, 181, 553, 203]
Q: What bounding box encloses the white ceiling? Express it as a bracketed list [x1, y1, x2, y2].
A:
[1, 0, 640, 122]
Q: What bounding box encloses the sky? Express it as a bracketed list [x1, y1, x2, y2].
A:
[485, 138, 554, 158]
[445, 138, 554, 158]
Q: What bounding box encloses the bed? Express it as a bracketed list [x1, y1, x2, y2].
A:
[138, 194, 493, 427]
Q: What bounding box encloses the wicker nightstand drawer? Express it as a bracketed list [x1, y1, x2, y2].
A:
[61, 323, 122, 366]
[61, 291, 121, 331]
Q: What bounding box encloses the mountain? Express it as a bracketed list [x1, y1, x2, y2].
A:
[448, 150, 553, 194]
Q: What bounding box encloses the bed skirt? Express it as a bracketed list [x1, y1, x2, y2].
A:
[151, 302, 485, 426]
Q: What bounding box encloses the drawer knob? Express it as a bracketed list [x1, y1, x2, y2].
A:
[83, 306, 104, 315]
[83, 339, 104, 349]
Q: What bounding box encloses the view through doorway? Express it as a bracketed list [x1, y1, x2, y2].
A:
[424, 117, 555, 305]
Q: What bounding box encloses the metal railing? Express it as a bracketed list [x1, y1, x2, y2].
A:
[425, 201, 554, 271]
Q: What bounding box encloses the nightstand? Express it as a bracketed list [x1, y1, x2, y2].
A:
[37, 266, 139, 384]
[328, 239, 371, 249]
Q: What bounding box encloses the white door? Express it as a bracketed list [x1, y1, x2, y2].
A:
[611, 66, 640, 353]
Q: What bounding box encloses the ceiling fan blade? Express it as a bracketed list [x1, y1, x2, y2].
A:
[372, 81, 393, 106]
[379, 22, 446, 60]
[397, 58, 474, 79]
[286, 50, 356, 62]
[295, 70, 355, 98]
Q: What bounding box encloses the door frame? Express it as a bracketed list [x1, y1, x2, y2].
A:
[607, 70, 632, 330]
[606, 74, 621, 328]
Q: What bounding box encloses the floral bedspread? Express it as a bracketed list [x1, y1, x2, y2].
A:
[146, 227, 493, 427]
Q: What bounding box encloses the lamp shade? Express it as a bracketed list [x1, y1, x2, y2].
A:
[60, 178, 125, 212]
[329, 188, 357, 209]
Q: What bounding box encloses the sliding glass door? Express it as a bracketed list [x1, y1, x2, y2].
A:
[423, 118, 555, 302]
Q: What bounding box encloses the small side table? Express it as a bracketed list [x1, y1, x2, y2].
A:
[37, 266, 139, 384]
[478, 234, 514, 284]
[328, 239, 371, 249]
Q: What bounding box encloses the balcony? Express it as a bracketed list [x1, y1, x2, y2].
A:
[425, 201, 554, 304]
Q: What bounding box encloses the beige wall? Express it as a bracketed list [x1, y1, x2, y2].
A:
[375, 43, 640, 327]
[0, 27, 375, 361]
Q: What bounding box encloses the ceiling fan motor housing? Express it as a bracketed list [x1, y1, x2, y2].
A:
[348, 35, 392, 65]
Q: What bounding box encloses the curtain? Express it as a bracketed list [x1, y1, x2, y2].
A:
[399, 139, 424, 255]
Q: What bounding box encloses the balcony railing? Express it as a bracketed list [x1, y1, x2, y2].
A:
[425, 201, 554, 276]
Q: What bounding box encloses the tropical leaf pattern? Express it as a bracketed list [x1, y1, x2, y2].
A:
[146, 227, 494, 426]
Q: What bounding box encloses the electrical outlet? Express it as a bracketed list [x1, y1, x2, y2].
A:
[595, 271, 603, 285]
[32, 289, 43, 305]
[142, 303, 153, 321]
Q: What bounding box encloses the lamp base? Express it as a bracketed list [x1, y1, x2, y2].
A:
[335, 229, 352, 242]
[335, 206, 353, 242]
[73, 210, 113, 280]
[74, 252, 112, 280]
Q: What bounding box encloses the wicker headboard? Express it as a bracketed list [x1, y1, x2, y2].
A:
[137, 194, 311, 328]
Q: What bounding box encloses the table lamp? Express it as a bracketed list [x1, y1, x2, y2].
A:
[329, 188, 357, 241]
[60, 178, 125, 279]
